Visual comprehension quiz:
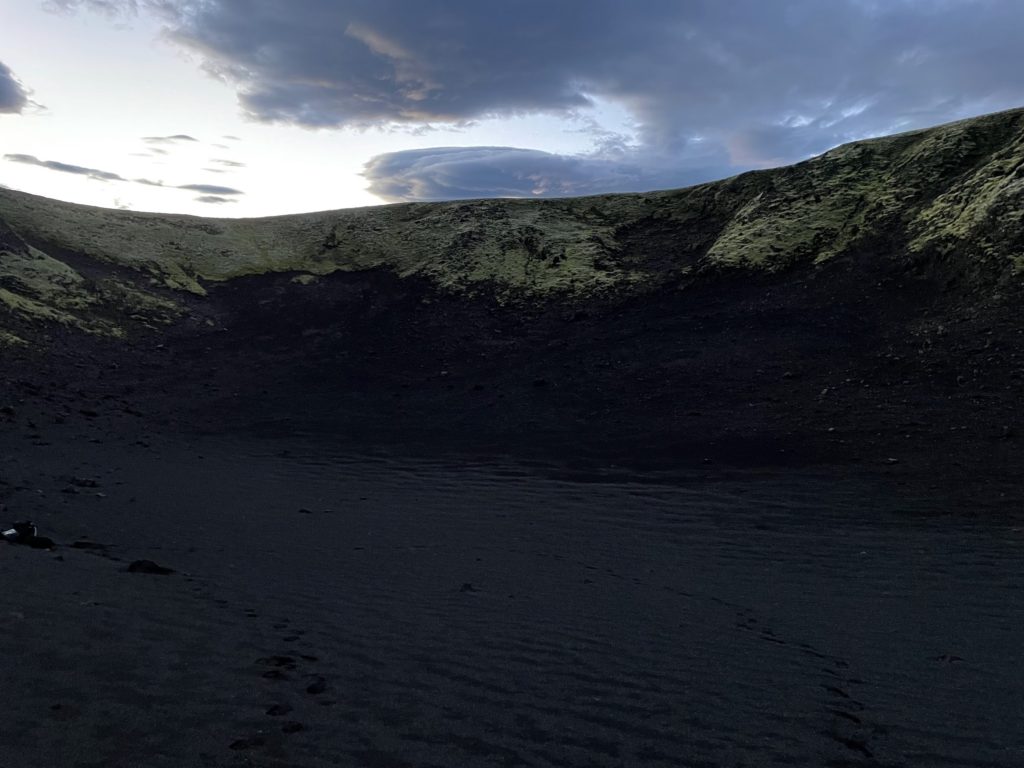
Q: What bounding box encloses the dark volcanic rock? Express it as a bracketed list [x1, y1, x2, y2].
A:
[2, 521, 56, 550]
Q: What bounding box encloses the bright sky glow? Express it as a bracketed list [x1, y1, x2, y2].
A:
[1, 4, 624, 216]
[2, 1, 1024, 216]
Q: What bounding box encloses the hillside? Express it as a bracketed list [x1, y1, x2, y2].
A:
[1, 108, 1023, 476]
[2, 107, 1023, 344]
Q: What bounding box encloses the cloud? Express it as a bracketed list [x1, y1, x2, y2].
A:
[77, 2, 1024, 137]
[363, 146, 725, 202]
[4, 153, 245, 195]
[177, 183, 243, 195]
[59, 0, 1024, 198]
[4, 153, 125, 181]
[0, 61, 30, 114]
[210, 158, 245, 167]
[46, 0, 140, 16]
[143, 134, 198, 144]
[194, 195, 237, 204]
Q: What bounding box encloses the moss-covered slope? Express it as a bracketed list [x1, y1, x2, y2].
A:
[1, 107, 1023, 342]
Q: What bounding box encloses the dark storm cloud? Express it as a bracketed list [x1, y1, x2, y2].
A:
[177, 183, 243, 195]
[4, 153, 125, 181]
[61, 0, 1024, 198]
[82, 1, 1024, 139]
[0, 61, 30, 114]
[194, 195, 236, 204]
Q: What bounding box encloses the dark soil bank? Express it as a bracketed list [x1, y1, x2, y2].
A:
[4, 235, 1023, 483]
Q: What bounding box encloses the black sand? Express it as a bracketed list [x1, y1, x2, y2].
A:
[2, 421, 1023, 767]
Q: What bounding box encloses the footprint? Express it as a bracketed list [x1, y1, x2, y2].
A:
[126, 559, 174, 575]
[306, 675, 327, 695]
[266, 704, 292, 717]
[822, 684, 851, 699]
[281, 721, 304, 734]
[229, 737, 265, 751]
[257, 656, 297, 670]
[829, 709, 863, 725]
[832, 734, 873, 759]
[48, 703, 80, 722]
[69, 540, 108, 551]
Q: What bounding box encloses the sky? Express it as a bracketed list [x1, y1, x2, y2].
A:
[2, 1, 1024, 218]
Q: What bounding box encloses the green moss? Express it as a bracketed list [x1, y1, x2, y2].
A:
[909, 126, 1024, 258]
[0, 242, 174, 336]
[0, 190, 650, 298]
[702, 111, 1024, 269]
[1, 245, 95, 307]
[1, 286, 79, 325]
[96, 279, 182, 321]
[0, 329, 27, 346]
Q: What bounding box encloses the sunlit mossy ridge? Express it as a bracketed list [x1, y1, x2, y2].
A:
[0, 221, 183, 340]
[1, 106, 1022, 340]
